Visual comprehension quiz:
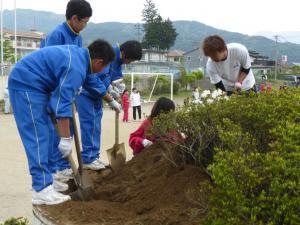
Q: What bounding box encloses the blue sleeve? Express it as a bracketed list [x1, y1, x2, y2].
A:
[102, 74, 111, 89]
[43, 32, 64, 47]
[48, 49, 85, 118]
[110, 66, 123, 82]
[83, 74, 107, 100]
[97, 65, 111, 89]
[109, 59, 123, 82]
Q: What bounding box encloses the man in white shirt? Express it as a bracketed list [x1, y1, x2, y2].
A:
[202, 35, 256, 95]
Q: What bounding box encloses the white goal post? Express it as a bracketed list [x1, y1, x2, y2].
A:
[123, 72, 174, 102]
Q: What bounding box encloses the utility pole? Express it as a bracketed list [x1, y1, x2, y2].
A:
[14, 0, 17, 64]
[134, 23, 142, 42]
[274, 35, 279, 80]
[1, 0, 3, 76]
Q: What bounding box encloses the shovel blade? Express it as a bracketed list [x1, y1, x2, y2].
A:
[69, 186, 95, 201]
[106, 143, 126, 172]
[70, 171, 95, 201]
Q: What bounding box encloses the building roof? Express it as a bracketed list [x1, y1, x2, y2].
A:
[249, 50, 259, 56]
[3, 29, 45, 39]
[183, 47, 200, 55]
[167, 50, 185, 57]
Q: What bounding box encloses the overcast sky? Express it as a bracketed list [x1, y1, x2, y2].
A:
[2, 0, 300, 36]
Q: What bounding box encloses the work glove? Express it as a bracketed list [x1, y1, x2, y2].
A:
[115, 82, 126, 94]
[234, 81, 242, 90]
[58, 137, 72, 158]
[108, 99, 122, 112]
[142, 139, 153, 148]
[108, 85, 120, 100]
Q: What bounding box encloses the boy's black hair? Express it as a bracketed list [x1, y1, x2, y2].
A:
[120, 40, 142, 60]
[150, 97, 175, 119]
[66, 0, 92, 20]
[88, 39, 115, 64]
[132, 87, 136, 92]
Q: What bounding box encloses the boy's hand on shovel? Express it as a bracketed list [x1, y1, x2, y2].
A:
[109, 99, 122, 112]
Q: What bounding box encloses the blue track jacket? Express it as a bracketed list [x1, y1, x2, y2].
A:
[8, 45, 106, 118]
[40, 22, 82, 48]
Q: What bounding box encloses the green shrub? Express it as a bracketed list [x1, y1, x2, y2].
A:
[147, 75, 179, 95]
[1, 217, 29, 225]
[151, 89, 300, 225]
[0, 99, 4, 112]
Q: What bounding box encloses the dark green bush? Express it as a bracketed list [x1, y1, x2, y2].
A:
[151, 88, 300, 225]
[1, 217, 29, 225]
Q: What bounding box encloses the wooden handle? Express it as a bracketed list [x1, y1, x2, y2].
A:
[67, 154, 78, 176]
[72, 103, 83, 175]
[115, 111, 119, 145]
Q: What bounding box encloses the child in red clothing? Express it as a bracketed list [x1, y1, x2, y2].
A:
[121, 89, 129, 122]
[129, 97, 175, 155]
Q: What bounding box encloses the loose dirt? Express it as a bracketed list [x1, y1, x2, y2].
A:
[39, 143, 209, 225]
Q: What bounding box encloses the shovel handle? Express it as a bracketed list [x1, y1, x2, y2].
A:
[49, 110, 78, 179]
[115, 111, 119, 145]
[72, 103, 83, 175]
[67, 155, 78, 176]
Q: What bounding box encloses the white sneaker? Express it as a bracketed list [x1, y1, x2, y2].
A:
[83, 158, 107, 170]
[53, 179, 69, 192]
[32, 185, 71, 205]
[53, 168, 73, 182]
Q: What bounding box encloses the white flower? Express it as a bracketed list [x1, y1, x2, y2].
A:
[201, 90, 211, 99]
[217, 89, 223, 96]
[192, 99, 203, 104]
[216, 95, 230, 101]
[206, 98, 214, 104]
[211, 90, 220, 99]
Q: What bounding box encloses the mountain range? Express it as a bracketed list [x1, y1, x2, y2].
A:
[2, 9, 300, 63]
[255, 31, 300, 45]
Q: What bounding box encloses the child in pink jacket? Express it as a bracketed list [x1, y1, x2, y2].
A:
[121, 89, 129, 122]
[129, 97, 175, 155]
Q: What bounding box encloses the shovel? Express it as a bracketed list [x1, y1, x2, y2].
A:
[106, 111, 126, 172]
[70, 103, 95, 201]
[50, 103, 95, 201]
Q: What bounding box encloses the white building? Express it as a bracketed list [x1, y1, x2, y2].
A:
[124, 48, 182, 76]
[3, 29, 45, 58]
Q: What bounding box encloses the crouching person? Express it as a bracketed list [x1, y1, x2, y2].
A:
[8, 39, 115, 205]
[202, 35, 256, 95]
[129, 97, 176, 155]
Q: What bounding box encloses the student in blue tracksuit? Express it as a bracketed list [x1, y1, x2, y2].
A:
[76, 40, 143, 170]
[40, 0, 92, 185]
[41, 0, 92, 48]
[8, 39, 121, 205]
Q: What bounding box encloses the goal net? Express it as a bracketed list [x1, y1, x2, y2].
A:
[123, 72, 174, 103]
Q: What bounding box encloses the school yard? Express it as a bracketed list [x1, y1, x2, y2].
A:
[0, 103, 157, 223]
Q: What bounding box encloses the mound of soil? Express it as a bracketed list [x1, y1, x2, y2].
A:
[38, 142, 210, 225]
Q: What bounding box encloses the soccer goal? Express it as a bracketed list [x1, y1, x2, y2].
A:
[123, 72, 174, 102]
